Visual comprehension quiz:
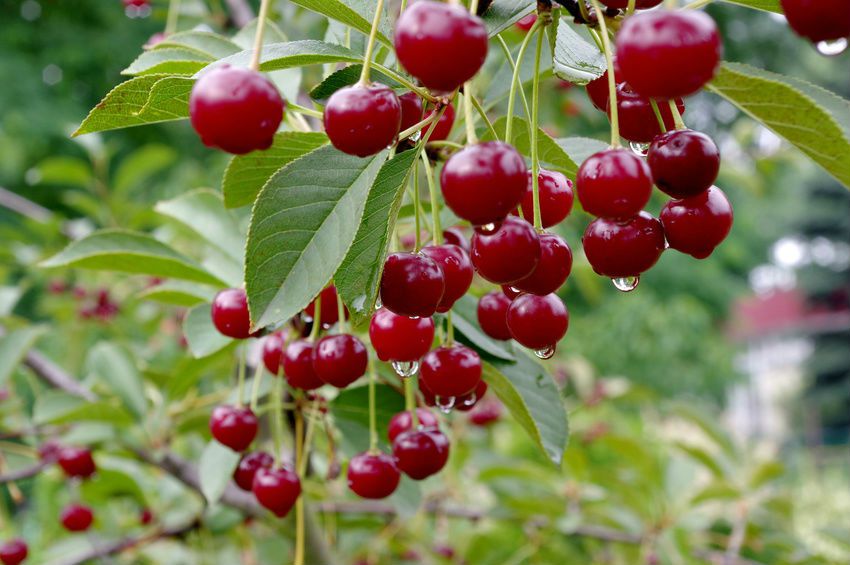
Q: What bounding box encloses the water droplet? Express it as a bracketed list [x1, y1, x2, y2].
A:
[629, 141, 650, 156]
[534, 345, 556, 359]
[391, 360, 419, 378]
[374, 297, 382, 309]
[462, 392, 478, 407]
[612, 276, 640, 292]
[409, 130, 422, 142]
[816, 37, 848, 56]
[435, 395, 456, 414]
[475, 222, 501, 235]
[508, 286, 521, 295]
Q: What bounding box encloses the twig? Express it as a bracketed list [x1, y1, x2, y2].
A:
[0, 462, 46, 484]
[23, 348, 96, 401]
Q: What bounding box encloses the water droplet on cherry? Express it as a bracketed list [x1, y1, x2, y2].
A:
[475, 222, 500, 235]
[462, 392, 478, 407]
[612, 276, 640, 292]
[435, 395, 456, 414]
[629, 141, 651, 157]
[534, 345, 556, 360]
[391, 360, 420, 378]
[816, 37, 848, 56]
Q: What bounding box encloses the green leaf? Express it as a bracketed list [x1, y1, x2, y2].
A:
[690, 482, 741, 505]
[484, 116, 581, 179]
[669, 402, 738, 459]
[331, 384, 405, 454]
[81, 467, 147, 507]
[719, 0, 781, 13]
[0, 326, 47, 387]
[450, 295, 516, 361]
[674, 442, 726, 479]
[137, 280, 216, 307]
[212, 40, 363, 74]
[232, 18, 289, 50]
[87, 342, 147, 419]
[483, 349, 569, 465]
[748, 461, 784, 489]
[113, 144, 177, 195]
[707, 62, 850, 190]
[155, 189, 244, 262]
[310, 65, 403, 101]
[222, 132, 329, 208]
[481, 0, 535, 37]
[30, 156, 93, 189]
[245, 146, 388, 329]
[183, 303, 233, 358]
[41, 229, 225, 286]
[199, 441, 242, 505]
[123, 47, 213, 76]
[289, 0, 393, 47]
[33, 390, 134, 425]
[0, 287, 24, 317]
[334, 150, 418, 325]
[152, 31, 241, 59]
[554, 136, 609, 166]
[552, 23, 606, 86]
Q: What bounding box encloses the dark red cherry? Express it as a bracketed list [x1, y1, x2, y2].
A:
[517, 169, 574, 228]
[647, 129, 720, 199]
[660, 186, 733, 259]
[189, 65, 284, 155]
[600, 0, 662, 8]
[442, 227, 470, 254]
[418, 377, 438, 408]
[380, 252, 445, 318]
[425, 103, 456, 141]
[440, 142, 528, 226]
[515, 13, 537, 32]
[304, 285, 348, 329]
[582, 211, 666, 277]
[469, 400, 503, 426]
[420, 345, 482, 398]
[324, 83, 401, 157]
[262, 332, 286, 375]
[392, 428, 450, 480]
[0, 539, 28, 565]
[211, 288, 256, 339]
[209, 405, 258, 452]
[369, 309, 435, 362]
[576, 148, 653, 219]
[420, 244, 473, 313]
[252, 467, 301, 518]
[38, 440, 63, 463]
[57, 446, 96, 479]
[234, 451, 274, 491]
[616, 11, 722, 99]
[312, 334, 368, 388]
[60, 504, 94, 532]
[611, 83, 685, 143]
[399, 91, 425, 131]
[139, 508, 154, 525]
[394, 0, 488, 93]
[586, 59, 620, 112]
[513, 233, 573, 295]
[388, 409, 440, 442]
[455, 380, 488, 412]
[282, 340, 325, 391]
[780, 0, 850, 43]
[477, 291, 512, 341]
[347, 452, 401, 499]
[471, 216, 541, 284]
[506, 293, 569, 350]
[502, 285, 522, 299]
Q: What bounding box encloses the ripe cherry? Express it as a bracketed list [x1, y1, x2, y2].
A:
[262, 332, 286, 375]
[660, 186, 733, 259]
[392, 428, 450, 480]
[304, 286, 348, 329]
[477, 291, 513, 341]
[420, 244, 473, 313]
[347, 452, 401, 499]
[60, 504, 94, 532]
[388, 409, 440, 442]
[380, 252, 445, 318]
[616, 10, 722, 99]
[38, 440, 63, 463]
[211, 288, 256, 339]
[582, 211, 666, 278]
[395, 0, 488, 93]
[57, 446, 96, 479]
[209, 405, 258, 452]
[234, 451, 274, 491]
[517, 169, 574, 228]
[189, 65, 284, 154]
[780, 0, 850, 44]
[455, 380, 488, 412]
[440, 142, 528, 227]
[577, 148, 653, 219]
[513, 233, 573, 295]
[282, 340, 325, 391]
[420, 345, 483, 398]
[252, 467, 301, 518]
[469, 400, 503, 427]
[399, 92, 425, 132]
[0, 539, 28, 565]
[586, 61, 620, 112]
[600, 0, 662, 8]
[647, 129, 720, 199]
[471, 216, 541, 284]
[312, 334, 368, 388]
[612, 83, 685, 143]
[324, 83, 401, 157]
[369, 309, 435, 362]
[139, 508, 154, 525]
[425, 103, 456, 141]
[442, 227, 470, 254]
[507, 293, 569, 351]
[515, 13, 537, 32]
[502, 285, 522, 299]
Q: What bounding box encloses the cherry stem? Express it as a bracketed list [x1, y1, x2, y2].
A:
[649, 99, 668, 133]
[420, 152, 443, 245]
[530, 23, 546, 232]
[272, 367, 285, 466]
[359, 0, 386, 85]
[368, 362, 379, 452]
[667, 99, 687, 130]
[404, 376, 418, 425]
[426, 140, 464, 150]
[505, 19, 542, 143]
[463, 86, 479, 144]
[335, 288, 347, 334]
[496, 35, 533, 127]
[249, 0, 273, 71]
[288, 102, 323, 119]
[309, 296, 321, 341]
[398, 112, 440, 142]
[372, 63, 439, 104]
[470, 0, 480, 14]
[249, 358, 265, 412]
[446, 311, 455, 346]
[165, 0, 181, 36]
[413, 160, 422, 252]
[235, 344, 247, 408]
[590, 0, 621, 148]
[294, 402, 305, 565]
[626, 0, 636, 15]
[683, 0, 715, 9]
[469, 93, 499, 140]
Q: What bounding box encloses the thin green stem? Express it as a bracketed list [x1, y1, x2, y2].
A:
[288, 102, 323, 119]
[399, 0, 409, 19]
[578, 0, 591, 23]
[463, 87, 478, 144]
[587, 27, 605, 52]
[426, 140, 464, 150]
[404, 377, 417, 422]
[626, 0, 636, 15]
[469, 0, 480, 15]
[335, 287, 347, 334]
[683, 0, 715, 9]
[445, 311, 455, 346]
[420, 153, 442, 245]
[294, 404, 305, 565]
[505, 20, 542, 143]
[469, 93, 499, 140]
[249, 0, 273, 71]
[249, 360, 265, 412]
[590, 0, 621, 147]
[399, 112, 439, 141]
[667, 99, 687, 130]
[165, 0, 181, 35]
[496, 36, 533, 125]
[359, 0, 387, 84]
[649, 99, 668, 133]
[272, 369, 284, 465]
[236, 344, 247, 408]
[372, 63, 439, 104]
[530, 23, 545, 231]
[413, 160, 422, 252]
[309, 296, 321, 341]
[368, 362, 379, 452]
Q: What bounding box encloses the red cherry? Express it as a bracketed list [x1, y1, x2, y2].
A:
[399, 91, 425, 131]
[418, 377, 437, 408]
[388, 409, 440, 442]
[420, 244, 473, 313]
[211, 288, 256, 339]
[394, 0, 488, 93]
[647, 129, 720, 199]
[616, 11, 722, 99]
[252, 467, 301, 518]
[312, 334, 368, 388]
[60, 504, 94, 532]
[440, 142, 528, 227]
[611, 83, 685, 143]
[0, 539, 28, 565]
[304, 286, 348, 329]
[469, 400, 503, 426]
[455, 380, 488, 412]
[582, 211, 666, 277]
[123, 0, 149, 6]
[262, 332, 286, 375]
[501, 285, 522, 299]
[420, 345, 482, 398]
[189, 66, 284, 155]
[506, 293, 569, 351]
[347, 452, 401, 499]
[380, 252, 445, 318]
[586, 61, 620, 112]
[369, 309, 435, 362]
[576, 148, 653, 219]
[425, 104, 456, 141]
[57, 446, 96, 479]
[139, 508, 154, 525]
[517, 169, 574, 228]
[234, 451, 274, 491]
[471, 216, 541, 284]
[515, 13, 537, 32]
[660, 186, 733, 259]
[324, 83, 401, 157]
[513, 233, 573, 295]
[282, 340, 325, 391]
[780, 0, 850, 43]
[392, 428, 450, 480]
[600, 0, 662, 7]
[209, 405, 258, 452]
[38, 440, 63, 463]
[442, 227, 470, 254]
[477, 291, 513, 341]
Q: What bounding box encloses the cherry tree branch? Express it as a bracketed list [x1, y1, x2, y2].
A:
[0, 462, 46, 484]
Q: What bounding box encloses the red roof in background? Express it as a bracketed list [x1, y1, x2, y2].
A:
[728, 289, 850, 341]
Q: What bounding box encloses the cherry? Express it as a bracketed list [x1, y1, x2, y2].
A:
[380, 252, 445, 318]
[209, 405, 258, 452]
[123, 0, 149, 6]
[38, 440, 63, 463]
[660, 186, 733, 259]
[442, 227, 470, 254]
[515, 13, 537, 32]
[261, 332, 286, 375]
[399, 92, 425, 132]
[455, 380, 488, 412]
[60, 504, 94, 532]
[392, 428, 450, 480]
[586, 61, 620, 112]
[420, 244, 473, 313]
[211, 288, 256, 339]
[139, 508, 154, 525]
[189, 65, 284, 154]
[425, 103, 456, 141]
[440, 142, 528, 226]
[576, 148, 653, 219]
[517, 169, 574, 228]
[234, 451, 274, 491]
[469, 400, 503, 426]
[252, 467, 301, 518]
[0, 539, 28, 565]
[347, 452, 401, 499]
[502, 285, 522, 299]
[647, 129, 720, 199]
[369, 309, 435, 362]
[394, 0, 488, 93]
[388, 409, 440, 442]
[471, 216, 541, 284]
[57, 446, 96, 479]
[282, 340, 325, 391]
[507, 293, 569, 351]
[611, 83, 686, 143]
[420, 345, 482, 398]
[477, 291, 513, 341]
[599, 0, 662, 8]
[418, 377, 438, 408]
[582, 211, 666, 278]
[616, 11, 722, 99]
[312, 334, 368, 388]
[304, 286, 348, 329]
[324, 83, 401, 157]
[780, 0, 850, 44]
[513, 233, 573, 295]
